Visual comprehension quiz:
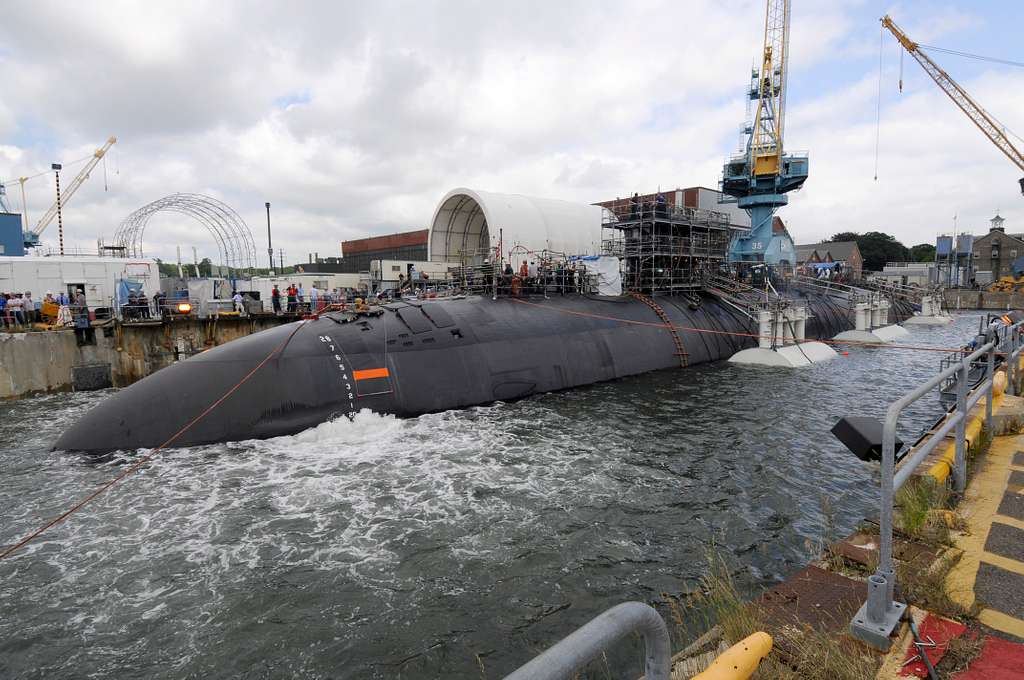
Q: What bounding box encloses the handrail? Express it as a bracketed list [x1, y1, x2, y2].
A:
[502, 602, 671, 680]
[850, 319, 1024, 650]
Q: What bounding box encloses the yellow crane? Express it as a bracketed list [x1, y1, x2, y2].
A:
[21, 135, 117, 249]
[881, 15, 1024, 195]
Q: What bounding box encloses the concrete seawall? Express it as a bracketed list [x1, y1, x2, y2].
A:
[0, 316, 295, 400]
[944, 289, 1024, 310]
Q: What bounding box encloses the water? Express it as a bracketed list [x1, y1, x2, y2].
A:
[0, 315, 981, 679]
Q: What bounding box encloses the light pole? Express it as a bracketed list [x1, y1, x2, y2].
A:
[52, 163, 63, 256]
[265, 202, 274, 274]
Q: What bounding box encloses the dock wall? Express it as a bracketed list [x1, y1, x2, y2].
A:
[0, 316, 293, 400]
[944, 289, 1024, 311]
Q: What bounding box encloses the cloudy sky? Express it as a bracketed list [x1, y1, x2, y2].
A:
[1, 0, 1022, 267]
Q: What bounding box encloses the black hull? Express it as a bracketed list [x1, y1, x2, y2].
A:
[55, 294, 854, 453]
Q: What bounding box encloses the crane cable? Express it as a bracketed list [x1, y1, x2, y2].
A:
[0, 153, 95, 189]
[874, 21, 884, 181]
[0, 320, 308, 562]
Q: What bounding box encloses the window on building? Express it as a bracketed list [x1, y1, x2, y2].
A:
[1013, 250, 1019, 258]
[391, 265, 401, 272]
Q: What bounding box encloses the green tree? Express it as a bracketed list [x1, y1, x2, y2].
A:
[909, 243, 936, 263]
[828, 231, 860, 244]
[856, 231, 910, 271]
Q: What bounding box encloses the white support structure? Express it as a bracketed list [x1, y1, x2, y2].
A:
[730, 303, 835, 367]
[904, 293, 954, 326]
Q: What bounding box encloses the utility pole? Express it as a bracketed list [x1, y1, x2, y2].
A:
[265, 202, 274, 274]
[52, 163, 63, 255]
[278, 248, 285, 272]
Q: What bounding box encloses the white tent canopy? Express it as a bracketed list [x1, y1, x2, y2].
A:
[428, 188, 604, 264]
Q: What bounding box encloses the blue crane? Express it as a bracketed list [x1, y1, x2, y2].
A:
[721, 0, 807, 269]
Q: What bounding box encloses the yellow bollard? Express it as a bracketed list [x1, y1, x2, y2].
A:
[691, 631, 772, 680]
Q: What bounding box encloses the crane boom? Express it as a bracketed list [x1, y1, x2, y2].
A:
[751, 0, 791, 176]
[26, 136, 117, 247]
[881, 16, 1024, 194]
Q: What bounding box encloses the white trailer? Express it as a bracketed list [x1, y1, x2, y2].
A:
[0, 255, 159, 310]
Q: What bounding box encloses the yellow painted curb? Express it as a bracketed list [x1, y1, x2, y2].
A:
[978, 608, 1024, 639]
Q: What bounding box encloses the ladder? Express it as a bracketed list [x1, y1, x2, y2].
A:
[629, 292, 688, 367]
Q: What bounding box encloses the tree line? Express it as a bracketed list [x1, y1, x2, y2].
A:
[827, 232, 935, 272]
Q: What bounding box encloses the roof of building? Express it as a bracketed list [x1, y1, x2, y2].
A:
[794, 244, 821, 261]
[817, 240, 860, 262]
[428, 188, 603, 263]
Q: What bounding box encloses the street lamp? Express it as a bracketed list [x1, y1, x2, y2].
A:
[52, 163, 63, 256]
[265, 202, 274, 275]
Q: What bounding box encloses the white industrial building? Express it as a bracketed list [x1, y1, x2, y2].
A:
[0, 255, 160, 310]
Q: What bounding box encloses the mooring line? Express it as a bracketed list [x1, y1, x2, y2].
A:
[509, 297, 964, 353]
[0, 321, 309, 562]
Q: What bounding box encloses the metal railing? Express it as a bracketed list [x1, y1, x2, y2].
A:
[850, 320, 1024, 650]
[502, 602, 670, 680]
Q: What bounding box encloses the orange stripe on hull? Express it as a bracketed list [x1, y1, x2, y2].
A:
[353, 367, 389, 381]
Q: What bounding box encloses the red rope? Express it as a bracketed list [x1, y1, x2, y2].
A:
[0, 321, 308, 561]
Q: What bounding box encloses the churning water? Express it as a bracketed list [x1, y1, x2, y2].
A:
[0, 314, 982, 678]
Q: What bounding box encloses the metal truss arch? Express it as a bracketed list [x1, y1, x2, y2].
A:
[113, 193, 257, 272]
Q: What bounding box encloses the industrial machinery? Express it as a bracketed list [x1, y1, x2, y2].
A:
[721, 0, 807, 267]
[20, 136, 117, 249]
[881, 15, 1024, 196]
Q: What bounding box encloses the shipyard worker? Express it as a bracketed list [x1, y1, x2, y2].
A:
[310, 285, 320, 311]
[23, 292, 34, 324]
[287, 284, 297, 312]
[271, 285, 282, 315]
[504, 262, 513, 277]
[0, 294, 7, 328]
[297, 283, 305, 306]
[519, 260, 529, 278]
[138, 292, 150, 319]
[232, 291, 244, 314]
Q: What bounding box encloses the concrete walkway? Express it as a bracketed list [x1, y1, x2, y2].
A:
[948, 433, 1024, 639]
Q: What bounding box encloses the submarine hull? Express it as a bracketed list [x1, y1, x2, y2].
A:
[55, 294, 853, 453]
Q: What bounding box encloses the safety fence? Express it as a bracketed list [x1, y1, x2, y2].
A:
[849, 318, 1024, 649]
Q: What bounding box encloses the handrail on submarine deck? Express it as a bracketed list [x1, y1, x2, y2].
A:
[849, 318, 1024, 650]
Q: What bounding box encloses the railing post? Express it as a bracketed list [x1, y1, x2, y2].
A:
[955, 361, 969, 494]
[849, 403, 906, 649]
[1010, 329, 1018, 397]
[986, 343, 995, 435]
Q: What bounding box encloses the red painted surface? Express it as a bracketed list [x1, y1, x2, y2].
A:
[954, 635, 1024, 679]
[899, 614, 967, 677]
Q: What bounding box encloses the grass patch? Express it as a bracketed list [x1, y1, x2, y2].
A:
[935, 629, 985, 679]
[895, 477, 955, 546]
[896, 551, 974, 620]
[683, 552, 879, 680]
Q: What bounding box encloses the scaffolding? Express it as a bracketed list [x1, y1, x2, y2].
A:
[601, 198, 736, 294]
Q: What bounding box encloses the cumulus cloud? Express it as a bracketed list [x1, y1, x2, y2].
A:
[0, 0, 1020, 266]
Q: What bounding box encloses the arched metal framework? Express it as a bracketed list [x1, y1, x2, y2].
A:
[113, 193, 257, 271]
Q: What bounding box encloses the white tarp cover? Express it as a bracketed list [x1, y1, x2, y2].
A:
[429, 187, 603, 264]
[574, 255, 621, 296]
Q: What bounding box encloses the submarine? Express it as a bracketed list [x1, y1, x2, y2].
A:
[54, 291, 858, 453]
[55, 188, 912, 453]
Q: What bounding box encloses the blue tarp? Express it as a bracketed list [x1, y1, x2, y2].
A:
[811, 261, 838, 269]
[114, 279, 144, 310]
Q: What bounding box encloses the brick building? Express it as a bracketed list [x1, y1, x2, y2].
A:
[972, 214, 1024, 281]
[338, 229, 429, 273]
